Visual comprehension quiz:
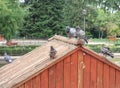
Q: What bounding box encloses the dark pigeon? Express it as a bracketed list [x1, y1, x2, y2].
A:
[100, 46, 114, 58]
[49, 46, 57, 59]
[4, 53, 12, 63]
[75, 26, 88, 43]
[66, 26, 76, 38]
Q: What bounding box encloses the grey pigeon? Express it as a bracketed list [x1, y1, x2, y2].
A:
[66, 26, 76, 38]
[75, 26, 88, 43]
[49, 46, 57, 59]
[100, 46, 114, 58]
[4, 52, 12, 63]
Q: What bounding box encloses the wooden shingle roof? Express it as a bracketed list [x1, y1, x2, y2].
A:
[0, 35, 80, 88]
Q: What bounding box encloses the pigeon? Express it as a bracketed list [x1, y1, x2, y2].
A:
[49, 46, 57, 59]
[100, 46, 114, 58]
[4, 52, 12, 63]
[75, 26, 88, 43]
[66, 26, 76, 38]
[66, 26, 88, 44]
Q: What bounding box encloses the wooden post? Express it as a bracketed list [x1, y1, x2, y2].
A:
[78, 50, 84, 88]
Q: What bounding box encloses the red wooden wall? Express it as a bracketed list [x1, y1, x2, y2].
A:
[15, 47, 120, 88]
[83, 48, 120, 88]
[16, 49, 80, 88]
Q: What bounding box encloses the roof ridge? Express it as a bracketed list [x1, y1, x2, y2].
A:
[48, 35, 84, 45]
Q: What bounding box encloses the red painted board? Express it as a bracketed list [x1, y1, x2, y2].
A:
[103, 64, 109, 88]
[116, 70, 120, 88]
[41, 70, 48, 88]
[64, 56, 71, 88]
[24, 79, 32, 88]
[83, 54, 90, 88]
[78, 50, 84, 88]
[32, 74, 41, 88]
[49, 65, 56, 88]
[56, 61, 64, 88]
[18, 84, 25, 88]
[109, 67, 115, 88]
[96, 61, 103, 88]
[71, 52, 78, 88]
[90, 57, 97, 88]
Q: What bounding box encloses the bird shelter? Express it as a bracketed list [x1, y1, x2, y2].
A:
[0, 35, 120, 88]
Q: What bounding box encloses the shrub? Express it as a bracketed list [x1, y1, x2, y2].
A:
[0, 45, 38, 56]
[85, 44, 120, 53]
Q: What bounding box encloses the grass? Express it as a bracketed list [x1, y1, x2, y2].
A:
[90, 38, 120, 44]
[110, 58, 120, 62]
[90, 38, 108, 42]
[86, 38, 120, 64]
[109, 58, 120, 66]
[0, 64, 4, 67]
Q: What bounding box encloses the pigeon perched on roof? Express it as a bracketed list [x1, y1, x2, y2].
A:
[66, 26, 76, 38]
[100, 46, 114, 58]
[49, 46, 57, 59]
[75, 26, 88, 43]
[4, 52, 12, 63]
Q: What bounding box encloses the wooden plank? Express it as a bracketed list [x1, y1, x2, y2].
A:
[49, 65, 56, 88]
[0, 37, 78, 88]
[41, 70, 48, 88]
[48, 35, 81, 45]
[78, 50, 84, 88]
[81, 47, 120, 71]
[90, 57, 97, 88]
[32, 74, 41, 88]
[103, 64, 109, 88]
[97, 61, 103, 88]
[71, 52, 78, 88]
[56, 61, 64, 88]
[109, 67, 115, 88]
[83, 54, 90, 88]
[64, 56, 71, 88]
[116, 70, 120, 88]
[24, 79, 32, 88]
[18, 84, 25, 88]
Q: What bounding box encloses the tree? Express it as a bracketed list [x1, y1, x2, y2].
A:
[0, 0, 28, 41]
[105, 16, 120, 37]
[20, 0, 65, 38]
[63, 0, 87, 27]
[80, 0, 120, 11]
[20, 0, 120, 38]
[63, 0, 120, 25]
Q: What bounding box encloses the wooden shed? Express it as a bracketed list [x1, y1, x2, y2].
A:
[0, 35, 120, 88]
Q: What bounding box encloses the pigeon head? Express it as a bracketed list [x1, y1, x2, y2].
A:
[4, 52, 7, 56]
[76, 26, 81, 31]
[50, 46, 54, 51]
[66, 26, 70, 33]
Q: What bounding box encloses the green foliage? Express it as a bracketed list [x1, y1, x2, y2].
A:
[86, 44, 120, 53]
[63, 0, 83, 26]
[0, 0, 28, 41]
[80, 0, 120, 11]
[20, 0, 65, 38]
[87, 8, 120, 38]
[19, 0, 120, 38]
[0, 45, 38, 56]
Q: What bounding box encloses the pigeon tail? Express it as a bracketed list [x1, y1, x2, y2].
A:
[84, 38, 88, 43]
[107, 53, 114, 58]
